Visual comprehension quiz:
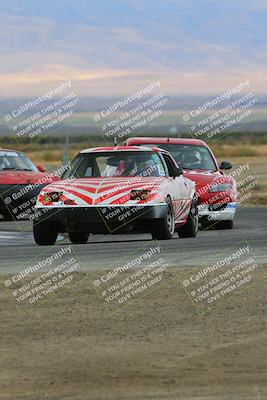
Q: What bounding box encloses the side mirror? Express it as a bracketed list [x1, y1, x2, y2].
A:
[36, 165, 46, 172]
[173, 165, 183, 177]
[220, 161, 233, 170]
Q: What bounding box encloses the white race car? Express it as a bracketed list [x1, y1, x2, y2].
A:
[33, 146, 198, 245]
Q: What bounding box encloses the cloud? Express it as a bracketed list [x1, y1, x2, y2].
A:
[0, 63, 266, 98]
[0, 2, 266, 98]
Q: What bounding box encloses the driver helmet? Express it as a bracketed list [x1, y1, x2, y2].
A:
[182, 149, 202, 169]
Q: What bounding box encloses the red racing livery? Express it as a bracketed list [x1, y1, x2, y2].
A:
[34, 146, 198, 245]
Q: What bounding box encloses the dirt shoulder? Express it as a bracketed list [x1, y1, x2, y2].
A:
[0, 269, 266, 400]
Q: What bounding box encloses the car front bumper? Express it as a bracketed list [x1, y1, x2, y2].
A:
[0, 184, 47, 219]
[198, 202, 237, 221]
[34, 204, 169, 234]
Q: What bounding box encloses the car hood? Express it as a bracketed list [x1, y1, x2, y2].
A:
[0, 170, 58, 185]
[37, 176, 167, 206]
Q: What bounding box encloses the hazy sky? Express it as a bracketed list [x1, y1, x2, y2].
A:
[0, 0, 266, 97]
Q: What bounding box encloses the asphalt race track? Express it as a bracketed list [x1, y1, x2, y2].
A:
[0, 206, 266, 272]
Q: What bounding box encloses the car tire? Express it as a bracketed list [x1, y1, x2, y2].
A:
[0, 204, 17, 220]
[200, 217, 213, 229]
[69, 232, 89, 244]
[1, 212, 14, 221]
[177, 195, 198, 238]
[33, 221, 58, 245]
[151, 197, 175, 240]
[216, 220, 233, 230]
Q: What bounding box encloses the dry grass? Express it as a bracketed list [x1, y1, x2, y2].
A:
[210, 143, 267, 158]
[2, 141, 266, 165]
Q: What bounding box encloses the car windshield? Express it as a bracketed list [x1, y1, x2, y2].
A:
[0, 151, 38, 172]
[62, 151, 166, 178]
[138, 144, 217, 171]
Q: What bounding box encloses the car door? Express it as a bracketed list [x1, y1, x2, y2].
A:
[161, 153, 191, 222]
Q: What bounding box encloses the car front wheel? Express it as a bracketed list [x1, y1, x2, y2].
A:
[177, 195, 198, 238]
[33, 221, 58, 245]
[69, 232, 89, 244]
[151, 198, 175, 240]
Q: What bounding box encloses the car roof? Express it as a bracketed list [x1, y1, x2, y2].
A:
[80, 145, 165, 153]
[126, 137, 208, 147]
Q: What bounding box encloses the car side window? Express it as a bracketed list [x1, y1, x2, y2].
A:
[162, 154, 176, 177]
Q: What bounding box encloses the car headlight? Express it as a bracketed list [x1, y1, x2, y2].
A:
[209, 183, 233, 193]
[130, 190, 150, 201]
[42, 191, 63, 204]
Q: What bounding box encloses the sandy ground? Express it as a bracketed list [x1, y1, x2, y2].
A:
[0, 269, 266, 400]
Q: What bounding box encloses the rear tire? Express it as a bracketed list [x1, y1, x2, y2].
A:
[177, 195, 198, 238]
[33, 221, 58, 245]
[1, 212, 14, 221]
[151, 198, 175, 240]
[1, 206, 17, 221]
[69, 232, 89, 244]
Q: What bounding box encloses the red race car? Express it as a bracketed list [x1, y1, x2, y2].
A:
[126, 137, 237, 229]
[0, 149, 59, 220]
[34, 146, 198, 245]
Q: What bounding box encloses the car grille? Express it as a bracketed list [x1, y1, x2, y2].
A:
[208, 203, 228, 212]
